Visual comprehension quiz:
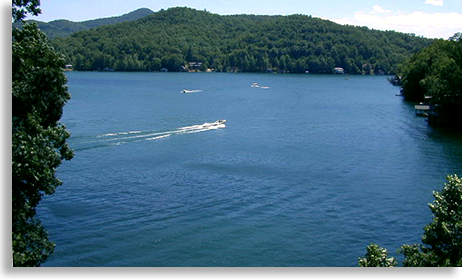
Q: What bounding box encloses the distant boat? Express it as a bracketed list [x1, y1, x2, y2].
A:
[334, 67, 345, 74]
[388, 76, 403, 86]
[251, 82, 269, 89]
[181, 89, 202, 94]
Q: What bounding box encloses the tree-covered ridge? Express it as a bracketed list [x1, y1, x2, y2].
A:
[13, 8, 154, 39]
[51, 7, 433, 74]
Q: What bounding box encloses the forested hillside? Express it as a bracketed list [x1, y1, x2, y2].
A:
[52, 7, 434, 74]
[14, 8, 154, 39]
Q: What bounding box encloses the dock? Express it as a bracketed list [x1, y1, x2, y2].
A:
[415, 105, 431, 116]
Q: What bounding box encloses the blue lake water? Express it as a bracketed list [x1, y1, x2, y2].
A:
[39, 72, 462, 266]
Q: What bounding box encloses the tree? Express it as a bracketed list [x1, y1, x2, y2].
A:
[359, 175, 462, 267]
[12, 2, 74, 266]
[161, 53, 185, 72]
[358, 244, 398, 267]
[400, 175, 462, 266]
[12, 0, 41, 22]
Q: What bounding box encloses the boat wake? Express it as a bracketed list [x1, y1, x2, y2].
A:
[71, 120, 226, 151]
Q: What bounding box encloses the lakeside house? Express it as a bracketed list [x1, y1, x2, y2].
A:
[415, 104, 431, 116]
[188, 62, 203, 72]
[415, 96, 433, 117]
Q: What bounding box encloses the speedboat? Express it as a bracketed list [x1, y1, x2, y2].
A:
[209, 119, 226, 129]
[182, 89, 203, 94]
[252, 83, 269, 89]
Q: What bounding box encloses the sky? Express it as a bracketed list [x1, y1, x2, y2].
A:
[22, 0, 462, 39]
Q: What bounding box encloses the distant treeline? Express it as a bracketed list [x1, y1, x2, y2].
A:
[13, 8, 155, 39]
[50, 7, 433, 74]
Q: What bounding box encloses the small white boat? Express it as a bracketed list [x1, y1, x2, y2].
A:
[252, 83, 269, 89]
[210, 119, 226, 129]
[181, 89, 203, 94]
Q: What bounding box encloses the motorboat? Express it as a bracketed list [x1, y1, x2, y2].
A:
[181, 89, 202, 94]
[209, 119, 226, 129]
[251, 83, 269, 89]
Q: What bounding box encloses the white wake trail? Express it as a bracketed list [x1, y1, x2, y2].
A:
[72, 120, 226, 150]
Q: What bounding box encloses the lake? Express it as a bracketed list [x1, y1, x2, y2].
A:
[38, 72, 462, 266]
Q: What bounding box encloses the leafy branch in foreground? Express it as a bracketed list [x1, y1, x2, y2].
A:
[358, 244, 397, 267]
[12, 5, 74, 265]
[12, 0, 41, 22]
[359, 175, 462, 267]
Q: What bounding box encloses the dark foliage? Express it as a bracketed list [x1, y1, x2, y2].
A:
[400, 33, 462, 128]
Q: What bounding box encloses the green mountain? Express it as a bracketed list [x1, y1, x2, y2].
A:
[52, 7, 434, 74]
[14, 8, 154, 39]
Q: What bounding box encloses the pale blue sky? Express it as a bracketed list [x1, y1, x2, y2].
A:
[29, 0, 462, 38]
